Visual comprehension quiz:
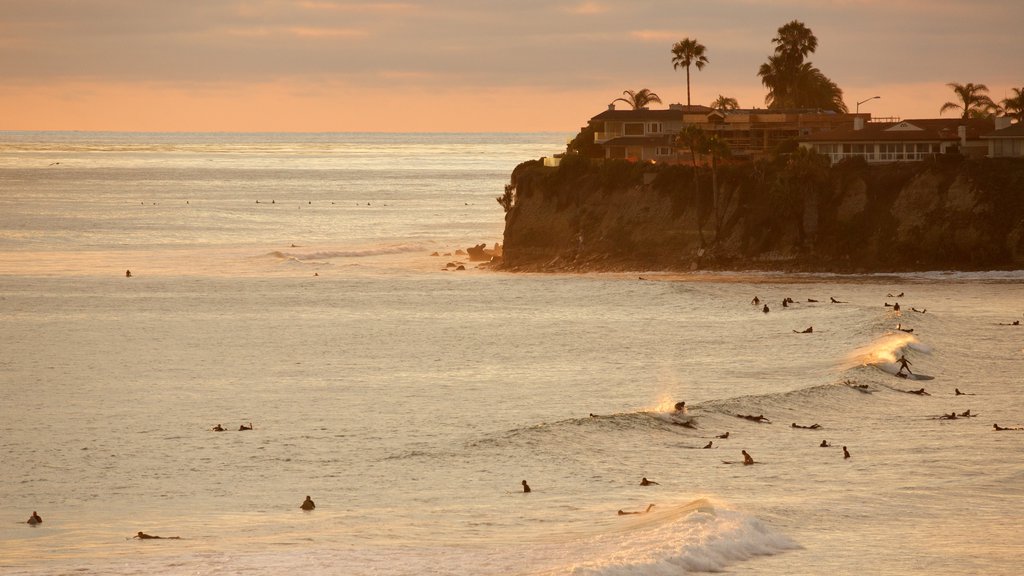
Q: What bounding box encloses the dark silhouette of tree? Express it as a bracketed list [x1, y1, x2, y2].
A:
[676, 124, 708, 246]
[704, 134, 732, 241]
[614, 89, 663, 110]
[940, 82, 998, 119]
[671, 38, 709, 106]
[711, 95, 739, 111]
[757, 21, 847, 112]
[1001, 87, 1024, 122]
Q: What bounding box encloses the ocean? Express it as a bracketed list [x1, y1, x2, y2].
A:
[1, 131, 1022, 575]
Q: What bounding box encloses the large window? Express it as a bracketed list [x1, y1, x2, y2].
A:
[624, 123, 645, 136]
[648, 122, 663, 134]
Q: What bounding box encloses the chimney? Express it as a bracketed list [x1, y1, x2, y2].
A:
[853, 117, 865, 131]
[958, 125, 967, 147]
[995, 116, 1012, 130]
[608, 103, 616, 111]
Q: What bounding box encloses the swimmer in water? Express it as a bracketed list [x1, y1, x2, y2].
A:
[742, 450, 754, 465]
[762, 304, 770, 314]
[133, 531, 180, 540]
[300, 495, 315, 510]
[521, 480, 531, 493]
[640, 477, 659, 486]
[820, 440, 831, 447]
[27, 511, 42, 525]
[618, 504, 655, 515]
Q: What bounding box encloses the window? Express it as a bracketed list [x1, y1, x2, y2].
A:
[624, 123, 644, 136]
[656, 147, 672, 156]
[648, 122, 663, 134]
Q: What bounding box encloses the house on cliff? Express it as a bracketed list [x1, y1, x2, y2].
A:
[981, 118, 1024, 158]
[799, 117, 994, 164]
[590, 104, 859, 163]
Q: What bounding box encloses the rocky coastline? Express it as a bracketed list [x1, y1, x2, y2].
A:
[497, 155, 1024, 274]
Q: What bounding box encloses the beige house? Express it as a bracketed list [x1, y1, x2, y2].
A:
[799, 117, 995, 164]
[981, 118, 1024, 158]
[589, 104, 859, 163]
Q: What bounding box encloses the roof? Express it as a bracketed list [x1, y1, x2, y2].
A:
[590, 106, 711, 122]
[801, 118, 994, 143]
[981, 121, 1024, 139]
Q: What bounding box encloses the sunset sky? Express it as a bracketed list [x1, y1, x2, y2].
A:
[1, 0, 1020, 133]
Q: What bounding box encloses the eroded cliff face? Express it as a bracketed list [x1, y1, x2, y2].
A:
[499, 157, 1024, 273]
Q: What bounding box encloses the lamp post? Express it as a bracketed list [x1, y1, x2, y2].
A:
[856, 96, 880, 114]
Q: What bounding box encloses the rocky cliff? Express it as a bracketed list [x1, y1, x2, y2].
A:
[498, 155, 1024, 273]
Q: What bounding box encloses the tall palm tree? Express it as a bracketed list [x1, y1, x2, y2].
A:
[940, 82, 997, 119]
[613, 89, 663, 110]
[711, 95, 739, 111]
[1000, 87, 1024, 122]
[757, 21, 846, 112]
[773, 20, 817, 65]
[671, 38, 709, 106]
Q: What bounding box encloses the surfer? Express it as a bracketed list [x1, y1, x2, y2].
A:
[737, 414, 771, 423]
[751, 296, 760, 305]
[27, 511, 42, 525]
[993, 423, 1022, 431]
[239, 422, 253, 431]
[125, 269, 131, 278]
[133, 531, 180, 540]
[937, 412, 958, 420]
[843, 446, 851, 459]
[820, 440, 831, 447]
[807, 298, 819, 303]
[896, 355, 913, 375]
[893, 302, 901, 312]
[742, 450, 755, 465]
[618, 504, 655, 515]
[782, 299, 789, 308]
[906, 388, 930, 396]
[762, 304, 770, 314]
[716, 432, 729, 439]
[212, 424, 225, 432]
[897, 324, 913, 333]
[521, 480, 531, 493]
[955, 388, 973, 396]
[703, 441, 713, 449]
[792, 423, 821, 429]
[300, 495, 316, 510]
[958, 409, 973, 417]
[673, 401, 686, 412]
[830, 297, 845, 303]
[912, 307, 926, 313]
[793, 326, 813, 333]
[998, 320, 1020, 326]
[640, 477, 659, 486]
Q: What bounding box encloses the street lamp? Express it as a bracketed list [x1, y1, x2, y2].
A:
[856, 96, 881, 113]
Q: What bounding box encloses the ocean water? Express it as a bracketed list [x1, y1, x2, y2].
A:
[1, 132, 1022, 575]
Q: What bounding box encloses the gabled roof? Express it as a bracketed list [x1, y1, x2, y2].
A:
[982, 121, 1024, 139]
[590, 106, 712, 122]
[801, 118, 994, 143]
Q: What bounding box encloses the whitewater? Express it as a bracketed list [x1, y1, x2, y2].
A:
[1, 132, 1022, 575]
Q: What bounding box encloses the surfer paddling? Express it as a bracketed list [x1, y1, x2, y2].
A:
[993, 424, 1023, 431]
[640, 477, 659, 486]
[133, 531, 180, 540]
[792, 422, 821, 429]
[793, 326, 813, 333]
[618, 504, 655, 515]
[737, 414, 771, 423]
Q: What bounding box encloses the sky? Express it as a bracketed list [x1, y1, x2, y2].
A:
[1, 0, 1021, 133]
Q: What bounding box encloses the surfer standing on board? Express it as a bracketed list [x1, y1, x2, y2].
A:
[896, 354, 913, 376]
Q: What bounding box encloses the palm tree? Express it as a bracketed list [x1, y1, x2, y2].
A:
[711, 95, 739, 111]
[613, 89, 663, 110]
[940, 82, 997, 119]
[773, 20, 817, 65]
[1000, 87, 1024, 122]
[671, 38, 709, 106]
[757, 22, 846, 112]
